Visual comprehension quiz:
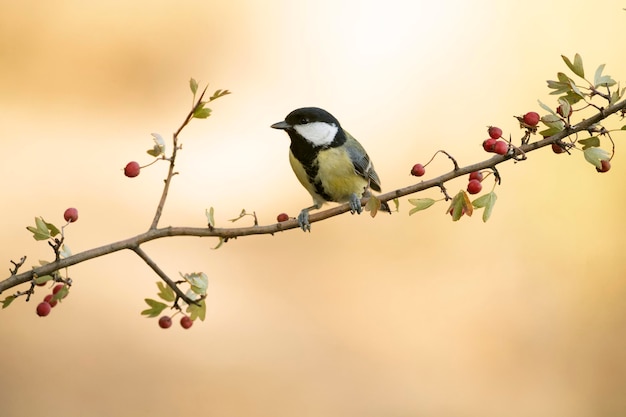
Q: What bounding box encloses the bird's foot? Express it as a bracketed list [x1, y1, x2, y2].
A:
[297, 209, 311, 232]
[349, 193, 363, 215]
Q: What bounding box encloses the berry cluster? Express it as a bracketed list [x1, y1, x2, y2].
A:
[482, 125, 509, 155]
[36, 284, 68, 317]
[467, 171, 483, 195]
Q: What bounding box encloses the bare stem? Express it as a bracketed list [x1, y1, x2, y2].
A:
[149, 86, 209, 230]
[131, 246, 198, 306]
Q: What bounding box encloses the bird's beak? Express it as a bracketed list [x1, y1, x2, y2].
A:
[271, 121, 291, 130]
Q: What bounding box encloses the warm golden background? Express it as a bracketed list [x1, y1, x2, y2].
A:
[1, 1, 626, 416]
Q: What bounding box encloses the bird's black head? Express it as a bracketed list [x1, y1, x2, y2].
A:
[271, 107, 344, 148]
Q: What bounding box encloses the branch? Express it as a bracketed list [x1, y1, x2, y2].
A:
[149, 86, 209, 230]
[131, 246, 198, 305]
[2, 97, 624, 295]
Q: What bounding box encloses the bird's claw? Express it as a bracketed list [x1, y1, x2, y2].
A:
[349, 193, 363, 215]
[297, 209, 311, 232]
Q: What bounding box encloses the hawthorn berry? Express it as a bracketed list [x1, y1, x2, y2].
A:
[410, 163, 426, 177]
[180, 316, 193, 329]
[551, 142, 566, 154]
[467, 179, 482, 195]
[469, 171, 483, 182]
[276, 213, 289, 222]
[36, 302, 52, 317]
[596, 160, 611, 173]
[63, 207, 78, 223]
[158, 316, 172, 329]
[482, 138, 497, 152]
[488, 126, 502, 139]
[44, 294, 58, 308]
[124, 161, 141, 178]
[522, 111, 540, 127]
[493, 140, 509, 155]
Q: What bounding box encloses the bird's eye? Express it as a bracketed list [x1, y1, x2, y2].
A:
[300, 118, 309, 124]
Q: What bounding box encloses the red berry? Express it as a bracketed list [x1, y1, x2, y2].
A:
[124, 161, 141, 178]
[596, 159, 611, 173]
[63, 207, 78, 223]
[36, 302, 52, 317]
[467, 179, 482, 195]
[493, 140, 509, 155]
[158, 316, 172, 329]
[180, 316, 193, 329]
[488, 126, 502, 139]
[469, 171, 483, 182]
[410, 163, 426, 177]
[551, 142, 566, 154]
[522, 111, 540, 127]
[276, 213, 289, 222]
[44, 294, 58, 308]
[482, 138, 497, 152]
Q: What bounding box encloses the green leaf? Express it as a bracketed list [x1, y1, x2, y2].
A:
[147, 133, 166, 157]
[1, 295, 16, 309]
[621, 125, 626, 131]
[212, 237, 224, 250]
[557, 99, 571, 119]
[408, 198, 436, 215]
[206, 207, 215, 228]
[44, 219, 60, 237]
[568, 79, 585, 99]
[578, 137, 600, 150]
[51, 285, 69, 302]
[541, 114, 565, 130]
[141, 298, 168, 318]
[365, 195, 381, 217]
[27, 226, 49, 241]
[209, 89, 231, 101]
[157, 282, 176, 302]
[447, 190, 473, 221]
[539, 126, 563, 137]
[34, 275, 53, 285]
[593, 64, 605, 87]
[472, 192, 497, 222]
[593, 65, 616, 88]
[538, 100, 557, 116]
[189, 78, 198, 95]
[562, 53, 584, 78]
[181, 272, 208, 295]
[187, 299, 207, 321]
[27, 217, 51, 240]
[59, 244, 72, 259]
[392, 198, 400, 212]
[193, 105, 212, 119]
[583, 147, 611, 169]
[229, 209, 248, 222]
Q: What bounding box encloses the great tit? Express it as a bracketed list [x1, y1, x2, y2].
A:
[271, 107, 384, 231]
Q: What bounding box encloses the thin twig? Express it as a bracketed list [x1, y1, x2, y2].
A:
[131, 246, 199, 306]
[149, 86, 209, 230]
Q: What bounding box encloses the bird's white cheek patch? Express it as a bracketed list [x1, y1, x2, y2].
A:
[294, 122, 338, 147]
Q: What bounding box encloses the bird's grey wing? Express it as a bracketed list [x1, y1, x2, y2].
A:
[344, 130, 382, 192]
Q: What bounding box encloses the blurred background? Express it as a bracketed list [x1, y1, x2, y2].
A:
[1, 1, 626, 416]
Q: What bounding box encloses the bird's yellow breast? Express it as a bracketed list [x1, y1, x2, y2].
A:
[289, 147, 368, 206]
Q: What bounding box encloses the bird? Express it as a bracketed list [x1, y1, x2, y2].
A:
[271, 107, 385, 231]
